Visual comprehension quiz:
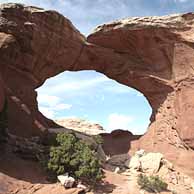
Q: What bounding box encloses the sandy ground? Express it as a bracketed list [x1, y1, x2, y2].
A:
[0, 142, 134, 194]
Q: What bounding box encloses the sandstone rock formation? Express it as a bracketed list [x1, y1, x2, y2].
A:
[1, 3, 194, 177]
[101, 130, 141, 156]
[0, 3, 85, 137]
[0, 74, 6, 139]
[55, 118, 104, 135]
[123, 151, 194, 194]
[0, 75, 5, 112]
[127, 151, 164, 174]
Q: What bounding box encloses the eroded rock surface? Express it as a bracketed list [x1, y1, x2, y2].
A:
[0, 3, 85, 136]
[55, 118, 104, 135]
[1, 3, 194, 177]
[0, 75, 5, 112]
[123, 151, 194, 194]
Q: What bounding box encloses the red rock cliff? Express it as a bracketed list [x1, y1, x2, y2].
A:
[1, 3, 194, 176]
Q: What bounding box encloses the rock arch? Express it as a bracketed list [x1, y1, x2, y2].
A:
[1, 3, 194, 175]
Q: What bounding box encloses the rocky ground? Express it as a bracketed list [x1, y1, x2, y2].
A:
[0, 139, 129, 194]
[0, 119, 136, 194]
[1, 130, 194, 194]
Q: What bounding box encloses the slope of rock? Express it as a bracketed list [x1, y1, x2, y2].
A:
[0, 75, 5, 112]
[54, 118, 104, 135]
[0, 74, 6, 139]
[0, 3, 85, 137]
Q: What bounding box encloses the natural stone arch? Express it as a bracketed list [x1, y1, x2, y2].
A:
[1, 3, 194, 176]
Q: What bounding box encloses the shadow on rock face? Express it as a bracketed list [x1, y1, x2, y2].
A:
[101, 130, 141, 156]
[0, 143, 48, 184]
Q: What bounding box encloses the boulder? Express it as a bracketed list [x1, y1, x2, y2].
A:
[128, 155, 141, 171]
[77, 183, 87, 191]
[135, 149, 146, 157]
[140, 153, 163, 174]
[106, 154, 130, 171]
[126, 150, 145, 170]
[127, 151, 163, 174]
[57, 174, 75, 188]
[124, 152, 194, 194]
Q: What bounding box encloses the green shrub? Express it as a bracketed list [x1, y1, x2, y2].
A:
[137, 174, 168, 193]
[44, 132, 103, 184]
[93, 135, 103, 145]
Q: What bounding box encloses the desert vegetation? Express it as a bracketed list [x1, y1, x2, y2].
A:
[40, 132, 104, 184]
[137, 174, 168, 193]
[93, 135, 103, 145]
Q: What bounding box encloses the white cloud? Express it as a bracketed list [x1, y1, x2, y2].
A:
[54, 103, 72, 111]
[39, 106, 55, 119]
[174, 0, 188, 2]
[106, 113, 149, 134]
[49, 76, 110, 93]
[105, 85, 133, 94]
[55, 116, 77, 120]
[37, 94, 60, 107]
[127, 126, 147, 135]
[37, 74, 111, 96]
[39, 103, 72, 119]
[107, 113, 134, 130]
[37, 94, 72, 119]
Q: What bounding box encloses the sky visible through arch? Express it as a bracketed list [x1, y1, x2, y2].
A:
[1, 0, 194, 134]
[36, 71, 151, 134]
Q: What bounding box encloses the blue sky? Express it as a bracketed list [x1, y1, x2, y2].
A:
[1, 0, 194, 134]
[36, 71, 151, 134]
[1, 0, 194, 34]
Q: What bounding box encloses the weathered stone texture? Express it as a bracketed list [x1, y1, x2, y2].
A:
[1, 3, 194, 175]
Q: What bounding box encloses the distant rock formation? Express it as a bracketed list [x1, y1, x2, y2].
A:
[54, 118, 104, 135]
[101, 130, 141, 156]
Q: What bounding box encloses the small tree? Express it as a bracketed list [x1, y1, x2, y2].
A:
[45, 132, 103, 184]
[137, 174, 168, 193]
[93, 135, 103, 145]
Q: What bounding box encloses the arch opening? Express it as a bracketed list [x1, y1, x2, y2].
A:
[36, 70, 152, 136]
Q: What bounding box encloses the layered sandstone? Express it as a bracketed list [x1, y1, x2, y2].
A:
[54, 118, 104, 135]
[0, 3, 194, 176]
